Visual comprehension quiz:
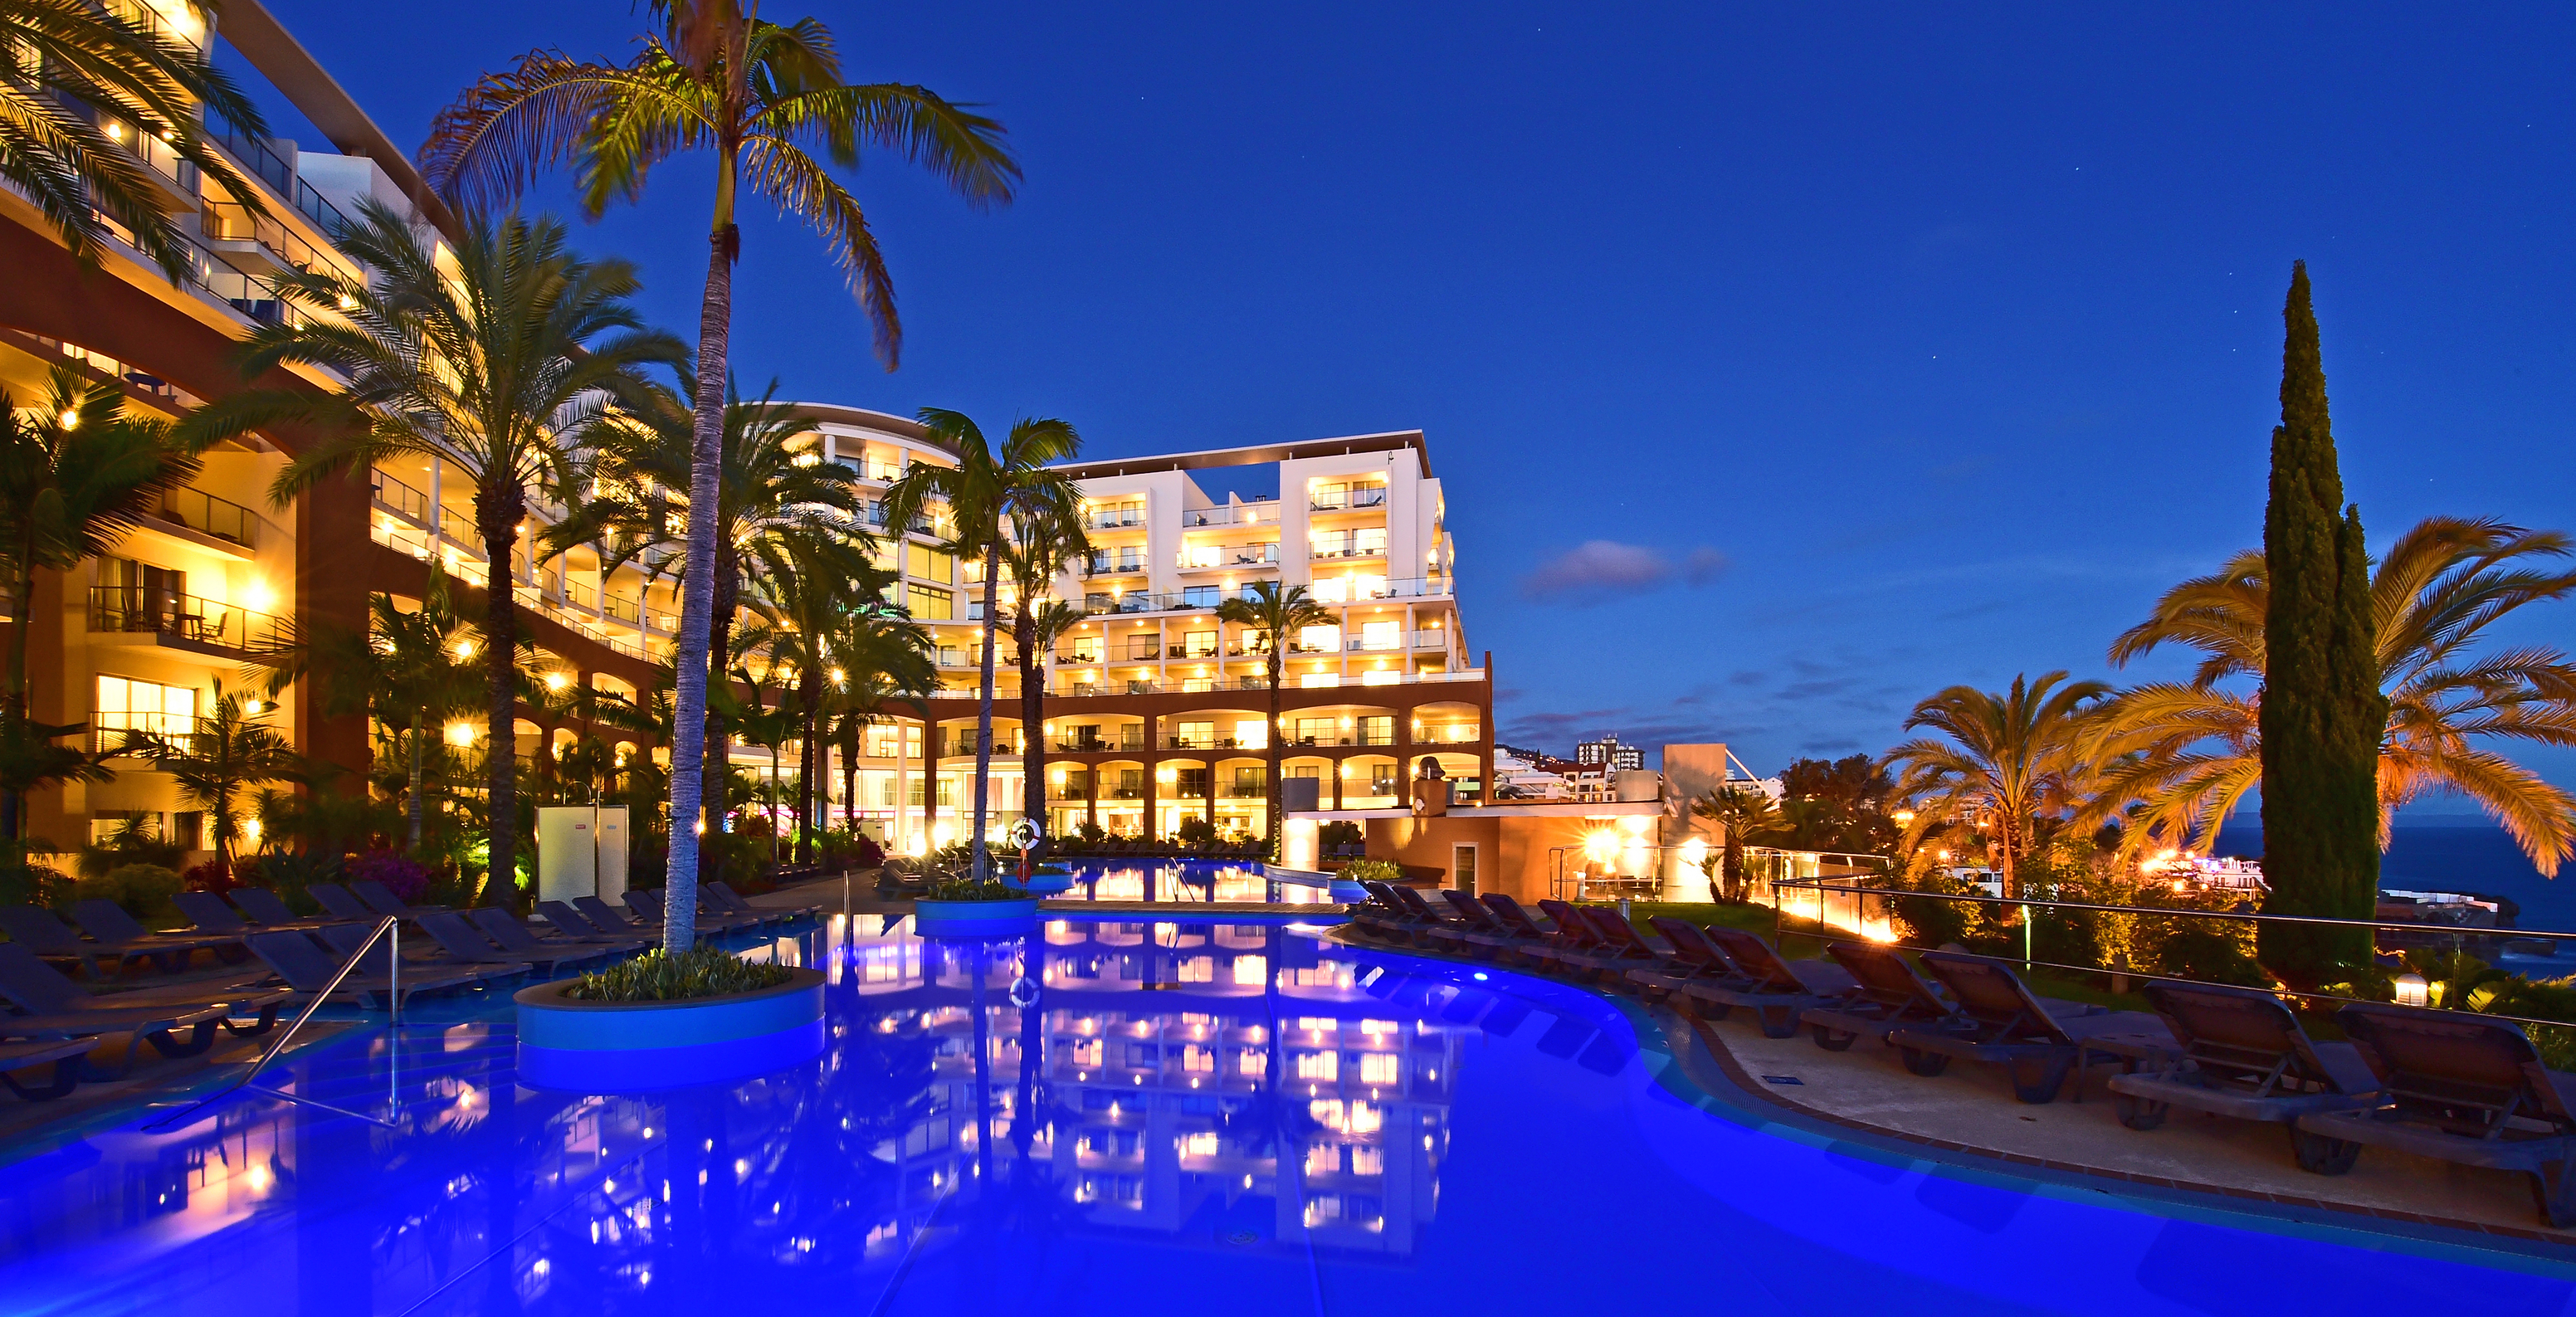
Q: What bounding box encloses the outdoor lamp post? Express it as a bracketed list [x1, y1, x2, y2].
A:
[2393, 973, 2431, 1008]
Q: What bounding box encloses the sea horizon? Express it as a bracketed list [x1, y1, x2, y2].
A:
[2211, 814, 2574, 934]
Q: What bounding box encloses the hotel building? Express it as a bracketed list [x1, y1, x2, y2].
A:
[790, 410, 1495, 849]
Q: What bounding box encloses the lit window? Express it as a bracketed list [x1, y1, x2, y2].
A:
[1359, 1052, 1401, 1085]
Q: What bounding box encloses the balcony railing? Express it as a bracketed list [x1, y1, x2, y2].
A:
[1416, 724, 1482, 744]
[1055, 732, 1147, 754]
[1183, 503, 1276, 528]
[1084, 507, 1144, 530]
[1310, 542, 1388, 561]
[89, 587, 290, 655]
[371, 467, 431, 522]
[602, 593, 640, 623]
[149, 485, 257, 547]
[1347, 631, 1451, 653]
[1176, 543, 1279, 571]
[87, 713, 212, 755]
[1310, 486, 1388, 511]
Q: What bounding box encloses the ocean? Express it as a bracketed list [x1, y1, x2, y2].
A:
[2213, 817, 2575, 934]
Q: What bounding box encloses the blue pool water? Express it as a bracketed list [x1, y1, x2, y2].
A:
[2, 916, 2570, 1315]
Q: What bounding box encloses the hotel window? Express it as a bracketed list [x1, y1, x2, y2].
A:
[1359, 1052, 1401, 1085]
[1351, 574, 1388, 599]
[1182, 1130, 1218, 1154]
[1311, 577, 1348, 602]
[1351, 1146, 1384, 1176]
[906, 583, 953, 619]
[1071, 1038, 1102, 1068]
[1300, 672, 1341, 689]
[1235, 719, 1268, 750]
[1355, 528, 1386, 556]
[1294, 1051, 1339, 1080]
[904, 544, 954, 582]
[1370, 765, 1399, 795]
[1360, 620, 1399, 650]
[1295, 718, 1335, 744]
[1177, 720, 1213, 746]
[1183, 542, 1222, 568]
[1238, 1047, 1267, 1076]
[95, 676, 197, 740]
[1357, 715, 1393, 745]
[1181, 585, 1218, 608]
[1181, 630, 1217, 657]
[1305, 1144, 1339, 1176]
[1296, 624, 1339, 652]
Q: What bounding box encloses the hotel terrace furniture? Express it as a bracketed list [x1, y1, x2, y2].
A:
[412, 913, 583, 975]
[350, 880, 452, 919]
[0, 905, 197, 979]
[623, 887, 764, 935]
[174, 890, 349, 939]
[1383, 885, 1472, 952]
[2104, 981, 2381, 1172]
[576, 896, 654, 936]
[230, 887, 360, 931]
[708, 880, 817, 923]
[1799, 941, 1965, 1051]
[70, 901, 242, 972]
[1551, 907, 1670, 983]
[539, 901, 659, 949]
[1441, 890, 1549, 961]
[1890, 950, 2175, 1105]
[1673, 928, 1861, 1039]
[316, 919, 529, 981]
[307, 883, 383, 922]
[2294, 1004, 2576, 1227]
[1348, 882, 1418, 942]
[1475, 895, 1560, 963]
[1530, 900, 1617, 975]
[242, 931, 484, 1012]
[0, 1037, 100, 1102]
[1627, 917, 1757, 1000]
[0, 944, 287, 1076]
[468, 908, 635, 965]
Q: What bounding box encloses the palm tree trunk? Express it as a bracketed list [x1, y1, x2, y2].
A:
[915, 697, 935, 861]
[969, 542, 1002, 882]
[476, 493, 524, 900]
[841, 718, 860, 850]
[703, 552, 741, 886]
[797, 675, 819, 865]
[2, 557, 36, 844]
[1266, 649, 1284, 859]
[661, 225, 735, 954]
[407, 708, 426, 851]
[1017, 608, 1046, 855]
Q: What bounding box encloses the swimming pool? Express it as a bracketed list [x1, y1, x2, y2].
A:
[1041, 859, 1339, 904]
[2, 915, 2569, 1315]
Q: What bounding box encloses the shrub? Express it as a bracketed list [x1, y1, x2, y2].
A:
[1890, 870, 1974, 948]
[1076, 819, 1105, 846]
[80, 863, 183, 919]
[1340, 858, 1403, 884]
[182, 857, 243, 894]
[346, 848, 433, 904]
[246, 851, 342, 914]
[922, 878, 1035, 903]
[1176, 817, 1217, 848]
[561, 946, 794, 1002]
[1318, 820, 1363, 851]
[2144, 919, 2269, 987]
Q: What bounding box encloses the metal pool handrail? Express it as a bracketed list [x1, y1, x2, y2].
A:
[142, 915, 407, 1132]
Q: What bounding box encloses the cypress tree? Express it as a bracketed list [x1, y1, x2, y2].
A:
[2256, 262, 2387, 987]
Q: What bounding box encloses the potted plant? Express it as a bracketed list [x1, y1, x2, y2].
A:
[914, 876, 1043, 936]
[514, 945, 826, 1091]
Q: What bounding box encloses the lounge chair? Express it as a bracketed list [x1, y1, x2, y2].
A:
[0, 905, 158, 978]
[537, 900, 656, 949]
[173, 891, 262, 937]
[1348, 882, 1417, 941]
[1, 1036, 99, 1101]
[2103, 979, 2380, 1171]
[1553, 907, 1666, 983]
[412, 912, 558, 974]
[2293, 1003, 2576, 1227]
[1530, 900, 1614, 975]
[1800, 941, 1964, 1051]
[1674, 927, 1859, 1037]
[576, 895, 651, 935]
[709, 880, 815, 922]
[242, 929, 483, 1012]
[1442, 890, 1543, 960]
[230, 887, 358, 931]
[1476, 895, 1560, 964]
[305, 883, 376, 921]
[318, 918, 531, 980]
[0, 943, 285, 1076]
[349, 878, 449, 918]
[465, 908, 627, 969]
[69, 900, 239, 969]
[1384, 885, 1470, 951]
[1626, 917, 1747, 998]
[624, 886, 761, 934]
[1887, 950, 2174, 1104]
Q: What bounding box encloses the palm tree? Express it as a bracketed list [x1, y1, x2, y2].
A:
[1690, 784, 1777, 902]
[2086, 516, 2576, 875]
[1217, 582, 1335, 855]
[990, 500, 1090, 852]
[1884, 671, 2111, 898]
[1, 0, 274, 282]
[422, 0, 1018, 950]
[143, 681, 302, 872]
[881, 411, 1085, 881]
[186, 201, 681, 899]
[291, 566, 483, 852]
[555, 378, 867, 876]
[733, 539, 900, 862]
[0, 368, 201, 842]
[822, 611, 934, 851]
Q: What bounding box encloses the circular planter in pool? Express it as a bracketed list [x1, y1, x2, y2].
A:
[1006, 866, 1077, 895]
[913, 897, 1042, 937]
[514, 968, 826, 1092]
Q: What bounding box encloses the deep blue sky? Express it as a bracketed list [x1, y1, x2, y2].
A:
[247, 2, 2575, 800]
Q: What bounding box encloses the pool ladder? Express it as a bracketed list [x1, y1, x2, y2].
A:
[142, 915, 407, 1131]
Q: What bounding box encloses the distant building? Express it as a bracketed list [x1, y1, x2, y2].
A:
[1575, 734, 1643, 772]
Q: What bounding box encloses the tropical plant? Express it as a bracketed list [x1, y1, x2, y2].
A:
[2087, 516, 2576, 876]
[564, 944, 793, 1002]
[1690, 785, 1777, 902]
[184, 201, 679, 895]
[730, 529, 900, 861]
[139, 682, 301, 870]
[422, 0, 1019, 953]
[994, 508, 1089, 851]
[822, 611, 935, 852]
[0, 368, 202, 840]
[0, 0, 274, 280]
[1217, 581, 1335, 852]
[289, 564, 483, 851]
[881, 410, 1085, 881]
[1883, 671, 2111, 898]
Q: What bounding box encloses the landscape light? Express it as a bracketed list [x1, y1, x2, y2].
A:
[2393, 973, 2430, 1008]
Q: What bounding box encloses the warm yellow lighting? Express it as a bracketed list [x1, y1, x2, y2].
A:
[57, 410, 78, 430]
[454, 640, 476, 660]
[106, 121, 125, 140]
[445, 721, 477, 746]
[242, 699, 261, 715]
[829, 667, 845, 684]
[337, 293, 357, 310]
[244, 1162, 271, 1193]
[544, 671, 569, 691]
[243, 580, 277, 613]
[2393, 973, 2430, 1008]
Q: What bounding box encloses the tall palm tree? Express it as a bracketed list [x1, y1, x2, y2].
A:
[555, 378, 866, 875]
[422, 0, 1018, 951]
[186, 201, 681, 898]
[2086, 516, 2576, 875]
[990, 500, 1090, 852]
[289, 566, 483, 852]
[1690, 784, 1777, 902]
[0, 368, 201, 842]
[1, 0, 273, 281]
[881, 411, 1084, 881]
[1216, 582, 1335, 855]
[821, 611, 934, 844]
[733, 539, 900, 862]
[144, 681, 302, 871]
[1884, 671, 2111, 898]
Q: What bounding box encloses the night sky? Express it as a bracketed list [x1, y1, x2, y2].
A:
[242, 2, 2576, 800]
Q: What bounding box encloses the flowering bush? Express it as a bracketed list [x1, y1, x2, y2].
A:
[346, 848, 433, 903]
[182, 857, 243, 894]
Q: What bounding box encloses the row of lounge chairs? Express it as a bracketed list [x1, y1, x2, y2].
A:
[0, 880, 819, 1105]
[1346, 881, 2576, 1228]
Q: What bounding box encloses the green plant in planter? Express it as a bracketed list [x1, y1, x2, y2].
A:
[563, 946, 794, 1002]
[1341, 858, 1403, 884]
[922, 878, 1036, 903]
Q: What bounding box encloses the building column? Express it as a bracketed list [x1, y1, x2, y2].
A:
[1143, 751, 1159, 841]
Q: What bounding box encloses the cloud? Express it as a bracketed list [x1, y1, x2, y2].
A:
[1520, 540, 1730, 604]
